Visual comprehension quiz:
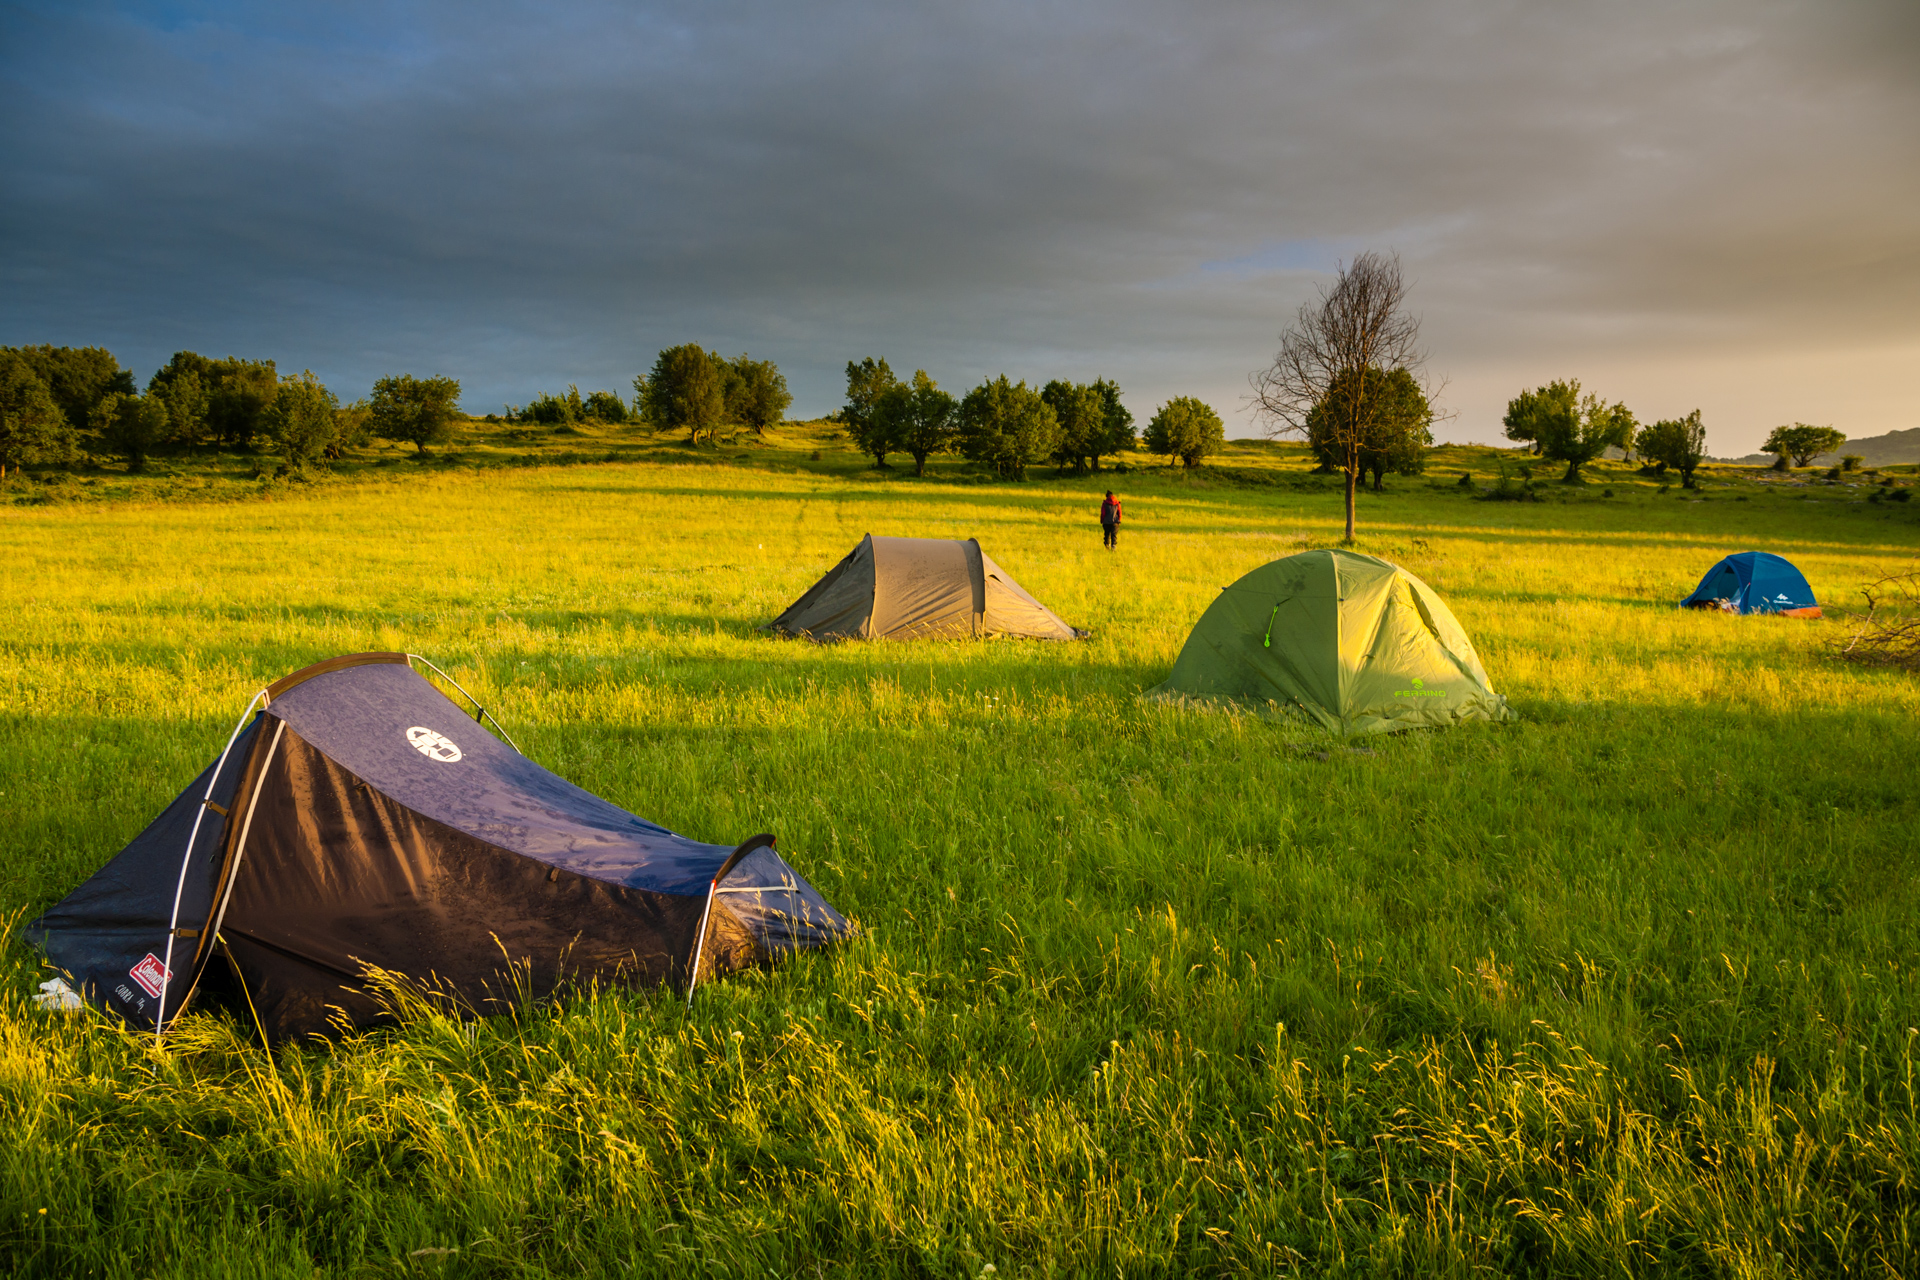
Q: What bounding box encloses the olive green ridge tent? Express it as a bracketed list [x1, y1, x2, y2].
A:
[1150, 549, 1514, 735]
[767, 534, 1083, 642]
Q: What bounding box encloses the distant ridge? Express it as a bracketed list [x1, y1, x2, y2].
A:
[1718, 427, 1920, 467]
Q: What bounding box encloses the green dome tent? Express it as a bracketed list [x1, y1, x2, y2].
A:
[1150, 549, 1515, 735]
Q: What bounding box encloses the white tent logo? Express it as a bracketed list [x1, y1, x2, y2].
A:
[406, 726, 463, 763]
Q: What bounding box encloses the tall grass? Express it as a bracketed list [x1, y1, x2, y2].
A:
[0, 454, 1916, 1276]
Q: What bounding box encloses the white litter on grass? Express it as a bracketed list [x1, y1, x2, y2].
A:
[34, 978, 83, 1012]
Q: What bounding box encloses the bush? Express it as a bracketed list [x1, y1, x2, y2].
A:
[1842, 455, 1864, 472]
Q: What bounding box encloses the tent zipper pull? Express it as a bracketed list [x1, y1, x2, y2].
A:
[1264, 604, 1279, 649]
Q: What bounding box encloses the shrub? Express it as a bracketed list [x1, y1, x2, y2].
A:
[1842, 455, 1864, 472]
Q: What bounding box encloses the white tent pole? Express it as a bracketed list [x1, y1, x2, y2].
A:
[156, 688, 267, 1046]
[685, 834, 776, 1007]
[685, 881, 719, 1007]
[202, 719, 288, 950]
[405, 653, 522, 755]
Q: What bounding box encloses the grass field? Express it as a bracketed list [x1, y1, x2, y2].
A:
[2, 426, 1918, 1277]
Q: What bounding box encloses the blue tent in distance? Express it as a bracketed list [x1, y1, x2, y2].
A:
[1681, 552, 1821, 617]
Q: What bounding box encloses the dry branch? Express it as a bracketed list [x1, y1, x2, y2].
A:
[1834, 570, 1920, 672]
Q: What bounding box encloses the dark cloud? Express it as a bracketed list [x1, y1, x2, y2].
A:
[3, 0, 1916, 449]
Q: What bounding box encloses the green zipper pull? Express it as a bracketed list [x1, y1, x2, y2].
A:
[1264, 604, 1279, 648]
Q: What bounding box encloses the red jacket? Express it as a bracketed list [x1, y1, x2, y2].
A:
[1100, 497, 1122, 525]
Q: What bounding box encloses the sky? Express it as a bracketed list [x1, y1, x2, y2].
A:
[3, 0, 1917, 454]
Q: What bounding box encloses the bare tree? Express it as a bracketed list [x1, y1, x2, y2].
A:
[1249, 251, 1433, 543]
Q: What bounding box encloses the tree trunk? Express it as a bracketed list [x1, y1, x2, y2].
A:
[1343, 468, 1357, 543]
[914, 453, 926, 477]
[1563, 459, 1579, 482]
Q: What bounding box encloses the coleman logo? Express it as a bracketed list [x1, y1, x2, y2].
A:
[1394, 677, 1448, 699]
[130, 953, 170, 999]
[407, 726, 463, 763]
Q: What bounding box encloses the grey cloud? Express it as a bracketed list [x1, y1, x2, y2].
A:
[3, 0, 1916, 449]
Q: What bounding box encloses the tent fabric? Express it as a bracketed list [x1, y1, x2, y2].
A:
[1680, 552, 1821, 616]
[1149, 549, 1515, 736]
[28, 653, 852, 1041]
[767, 535, 1082, 641]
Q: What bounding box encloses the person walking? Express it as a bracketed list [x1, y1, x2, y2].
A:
[1099, 490, 1122, 550]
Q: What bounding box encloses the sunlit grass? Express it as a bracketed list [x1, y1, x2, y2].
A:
[1, 443, 1917, 1276]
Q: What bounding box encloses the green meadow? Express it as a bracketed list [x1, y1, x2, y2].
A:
[2, 427, 1918, 1277]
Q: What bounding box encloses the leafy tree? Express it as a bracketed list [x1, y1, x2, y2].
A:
[725, 356, 792, 435]
[150, 367, 210, 450]
[1088, 378, 1135, 469]
[1503, 378, 1634, 482]
[522, 385, 626, 425]
[1249, 251, 1431, 542]
[145, 352, 283, 451]
[1144, 396, 1226, 468]
[331, 400, 373, 458]
[872, 371, 956, 476]
[264, 371, 341, 470]
[957, 376, 1060, 480]
[95, 393, 170, 471]
[637, 346, 728, 444]
[1041, 381, 1111, 472]
[520, 391, 576, 425]
[1637, 410, 1708, 488]
[583, 389, 628, 423]
[1, 345, 134, 437]
[842, 357, 901, 467]
[1762, 422, 1846, 468]
[1306, 367, 1431, 491]
[205, 359, 279, 449]
[0, 351, 75, 478]
[369, 374, 462, 454]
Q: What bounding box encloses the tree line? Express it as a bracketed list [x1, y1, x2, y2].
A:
[830, 360, 1227, 479]
[1501, 380, 1839, 488]
[504, 346, 794, 442]
[0, 344, 464, 477]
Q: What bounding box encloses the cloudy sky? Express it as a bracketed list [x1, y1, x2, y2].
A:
[4, 0, 1917, 452]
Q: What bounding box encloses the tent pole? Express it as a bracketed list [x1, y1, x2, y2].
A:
[156, 688, 267, 1046]
[685, 833, 777, 1006]
[200, 720, 289, 962]
[406, 653, 523, 755]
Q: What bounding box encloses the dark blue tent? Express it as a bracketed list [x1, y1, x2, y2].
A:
[28, 653, 852, 1041]
[1680, 552, 1822, 617]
